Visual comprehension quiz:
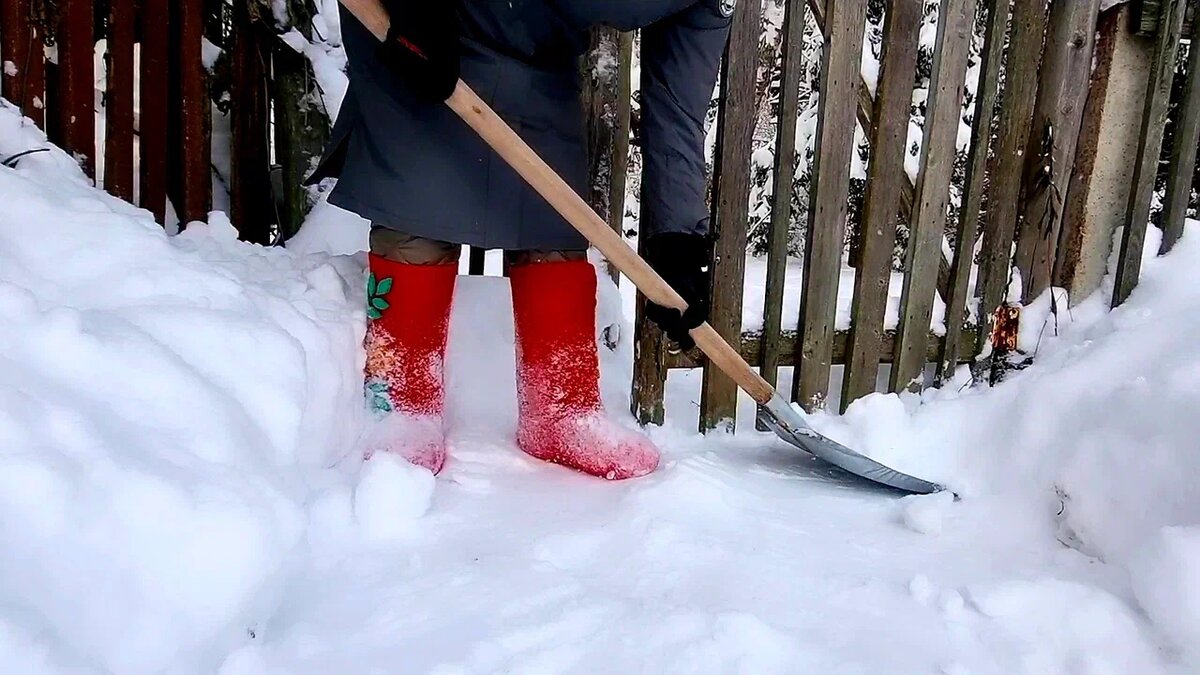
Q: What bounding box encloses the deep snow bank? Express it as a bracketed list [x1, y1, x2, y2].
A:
[0, 102, 369, 671]
[817, 221, 1200, 660]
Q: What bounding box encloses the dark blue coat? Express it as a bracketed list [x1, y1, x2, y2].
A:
[312, 0, 733, 250]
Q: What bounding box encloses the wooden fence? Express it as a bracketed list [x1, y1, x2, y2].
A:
[2, 0, 1197, 434]
[583, 0, 1200, 431]
[0, 0, 326, 243]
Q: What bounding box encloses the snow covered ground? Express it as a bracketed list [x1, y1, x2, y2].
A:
[4, 99, 1200, 674]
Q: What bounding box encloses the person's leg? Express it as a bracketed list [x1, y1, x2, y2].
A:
[365, 227, 460, 474]
[506, 250, 660, 480]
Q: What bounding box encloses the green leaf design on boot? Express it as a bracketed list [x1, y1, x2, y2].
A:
[366, 379, 393, 415]
[366, 272, 394, 321]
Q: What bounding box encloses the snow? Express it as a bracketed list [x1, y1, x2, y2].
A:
[4, 96, 1200, 673]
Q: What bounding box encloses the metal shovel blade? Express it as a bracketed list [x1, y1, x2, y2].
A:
[757, 393, 944, 495]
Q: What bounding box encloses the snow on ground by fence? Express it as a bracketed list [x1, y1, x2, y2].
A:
[3, 100, 1200, 673]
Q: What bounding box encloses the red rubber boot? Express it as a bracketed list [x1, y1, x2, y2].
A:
[509, 260, 660, 480]
[363, 254, 457, 474]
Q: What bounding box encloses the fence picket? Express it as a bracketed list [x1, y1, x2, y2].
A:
[1013, 0, 1101, 303]
[974, 0, 1050, 365]
[56, 0, 95, 178]
[229, 3, 274, 243]
[699, 0, 763, 432]
[1158, 17, 1200, 255]
[760, 0, 809, 408]
[177, 0, 212, 225]
[938, 0, 1011, 383]
[1112, 0, 1187, 306]
[794, 0, 867, 412]
[891, 0, 977, 393]
[841, 0, 921, 410]
[104, 0, 136, 203]
[140, 0, 171, 223]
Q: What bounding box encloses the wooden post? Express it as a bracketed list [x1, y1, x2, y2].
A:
[974, 0, 1049, 364]
[609, 31, 634, 284]
[274, 0, 330, 242]
[177, 0, 212, 225]
[631, 229, 668, 426]
[698, 0, 763, 432]
[1013, 0, 1101, 303]
[1158, 18, 1200, 255]
[1, 0, 45, 127]
[140, 0, 171, 224]
[938, 0, 1011, 383]
[104, 0, 136, 203]
[1054, 6, 1155, 302]
[794, 0, 867, 412]
[1112, 0, 1187, 306]
[581, 27, 633, 284]
[229, 1, 275, 243]
[760, 0, 809, 406]
[56, 0, 95, 178]
[890, 0, 977, 394]
[841, 0, 921, 409]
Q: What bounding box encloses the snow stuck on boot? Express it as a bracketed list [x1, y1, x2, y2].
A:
[518, 411, 660, 480]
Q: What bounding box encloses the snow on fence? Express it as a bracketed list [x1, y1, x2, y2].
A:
[0, 0, 1196, 433]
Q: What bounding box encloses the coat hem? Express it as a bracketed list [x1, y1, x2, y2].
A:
[327, 187, 590, 252]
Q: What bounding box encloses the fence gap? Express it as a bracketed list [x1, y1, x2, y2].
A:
[841, 0, 921, 410]
[974, 0, 1050, 375]
[890, 0, 978, 394]
[938, 0, 1011, 383]
[1158, 18, 1200, 255]
[104, 0, 136, 203]
[698, 0, 764, 432]
[759, 0, 809, 420]
[794, 0, 867, 412]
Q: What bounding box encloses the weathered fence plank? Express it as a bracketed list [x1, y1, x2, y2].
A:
[841, 0, 921, 410]
[229, 3, 275, 243]
[1, 0, 27, 108]
[631, 222, 668, 425]
[1159, 18, 1200, 255]
[938, 0, 1011, 383]
[974, 0, 1049, 362]
[104, 0, 136, 203]
[760, 0, 809, 404]
[581, 28, 633, 284]
[1, 0, 44, 127]
[56, 0, 95, 177]
[177, 0, 212, 225]
[794, 0, 866, 412]
[698, 0, 763, 432]
[140, 0, 171, 223]
[1112, 0, 1187, 306]
[891, 0, 977, 393]
[1013, 0, 1101, 303]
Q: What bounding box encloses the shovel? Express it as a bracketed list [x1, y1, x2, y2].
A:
[339, 0, 943, 495]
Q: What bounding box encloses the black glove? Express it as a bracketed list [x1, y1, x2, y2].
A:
[644, 233, 712, 351]
[378, 0, 461, 103]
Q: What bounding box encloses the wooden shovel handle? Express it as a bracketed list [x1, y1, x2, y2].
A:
[340, 0, 776, 405]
